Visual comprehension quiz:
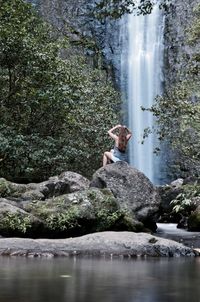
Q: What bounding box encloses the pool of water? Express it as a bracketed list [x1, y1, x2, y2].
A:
[156, 223, 200, 248]
[0, 257, 200, 302]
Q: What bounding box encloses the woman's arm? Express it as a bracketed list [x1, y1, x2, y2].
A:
[124, 126, 132, 140]
[108, 124, 121, 140]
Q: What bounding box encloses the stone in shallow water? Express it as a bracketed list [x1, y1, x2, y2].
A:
[0, 231, 198, 257]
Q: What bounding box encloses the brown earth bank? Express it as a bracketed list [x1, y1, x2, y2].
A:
[0, 231, 199, 258]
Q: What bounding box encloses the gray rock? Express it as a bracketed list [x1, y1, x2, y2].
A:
[20, 187, 141, 237]
[170, 178, 184, 188]
[20, 190, 45, 201]
[58, 171, 90, 193]
[0, 200, 41, 237]
[0, 170, 150, 237]
[0, 231, 197, 257]
[0, 172, 89, 201]
[0, 178, 27, 198]
[90, 162, 160, 231]
[28, 171, 90, 199]
[0, 201, 27, 215]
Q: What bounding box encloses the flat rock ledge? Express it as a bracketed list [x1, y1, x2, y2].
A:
[0, 232, 199, 258]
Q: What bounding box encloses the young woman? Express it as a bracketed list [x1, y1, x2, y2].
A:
[103, 124, 132, 167]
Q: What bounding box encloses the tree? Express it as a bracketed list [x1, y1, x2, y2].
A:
[147, 4, 200, 176]
[92, 0, 172, 19]
[0, 0, 120, 181]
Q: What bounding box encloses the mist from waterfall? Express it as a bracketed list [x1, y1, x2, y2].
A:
[121, 4, 164, 184]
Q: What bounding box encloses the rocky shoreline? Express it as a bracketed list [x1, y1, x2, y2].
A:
[0, 231, 199, 258]
[0, 163, 199, 259]
[155, 223, 200, 249]
[0, 162, 161, 238]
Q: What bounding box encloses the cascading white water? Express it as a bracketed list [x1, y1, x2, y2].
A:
[121, 3, 164, 183]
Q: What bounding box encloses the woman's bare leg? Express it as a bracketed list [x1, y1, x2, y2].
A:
[103, 151, 113, 167]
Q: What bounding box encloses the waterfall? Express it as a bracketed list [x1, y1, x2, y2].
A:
[121, 3, 164, 183]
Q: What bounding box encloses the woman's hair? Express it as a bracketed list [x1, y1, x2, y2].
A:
[118, 126, 127, 151]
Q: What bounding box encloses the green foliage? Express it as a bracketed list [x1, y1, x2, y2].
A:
[150, 83, 200, 160]
[93, 0, 172, 20]
[0, 178, 26, 197]
[87, 189, 117, 209]
[25, 188, 124, 234]
[86, 189, 123, 230]
[26, 199, 81, 231]
[0, 0, 120, 181]
[188, 211, 200, 231]
[170, 184, 200, 214]
[96, 209, 122, 231]
[0, 211, 31, 233]
[171, 194, 193, 214]
[45, 207, 81, 231]
[146, 3, 200, 176]
[188, 4, 200, 44]
[0, 178, 11, 197]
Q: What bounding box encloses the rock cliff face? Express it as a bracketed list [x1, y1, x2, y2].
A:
[28, 0, 122, 84]
[163, 0, 199, 178]
[164, 0, 199, 88]
[28, 0, 199, 91]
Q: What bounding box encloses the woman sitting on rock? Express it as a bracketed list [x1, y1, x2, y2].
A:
[103, 124, 132, 167]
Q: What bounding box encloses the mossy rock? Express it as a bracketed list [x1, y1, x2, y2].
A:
[188, 206, 200, 231]
[18, 188, 143, 238]
[0, 178, 27, 198]
[22, 188, 119, 236]
[0, 202, 42, 237]
[0, 179, 10, 197]
[20, 190, 45, 201]
[0, 187, 148, 238]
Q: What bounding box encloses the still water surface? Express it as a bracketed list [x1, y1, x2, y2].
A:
[0, 257, 200, 302]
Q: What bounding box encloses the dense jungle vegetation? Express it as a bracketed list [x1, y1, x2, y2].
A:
[0, 0, 199, 182]
[0, 0, 120, 181]
[150, 3, 200, 177]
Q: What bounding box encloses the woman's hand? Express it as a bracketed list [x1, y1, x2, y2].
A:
[109, 125, 121, 133]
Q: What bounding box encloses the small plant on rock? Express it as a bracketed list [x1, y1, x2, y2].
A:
[170, 184, 200, 215]
[0, 212, 31, 234]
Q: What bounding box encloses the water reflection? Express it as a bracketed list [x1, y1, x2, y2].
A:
[0, 257, 200, 302]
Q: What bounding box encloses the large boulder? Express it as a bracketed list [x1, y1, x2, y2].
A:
[0, 188, 140, 238]
[27, 171, 90, 199]
[0, 231, 197, 257]
[90, 162, 160, 231]
[0, 172, 90, 201]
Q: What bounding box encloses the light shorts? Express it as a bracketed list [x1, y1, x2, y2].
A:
[111, 147, 128, 163]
